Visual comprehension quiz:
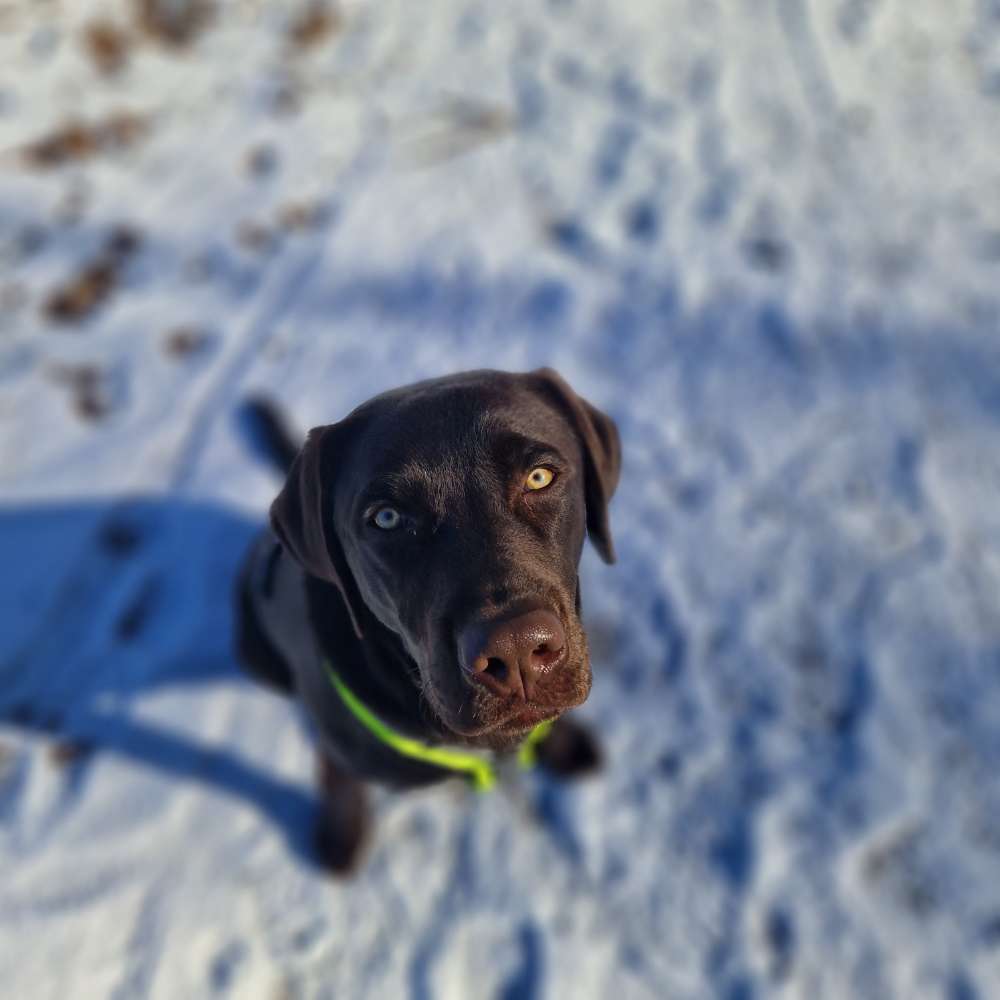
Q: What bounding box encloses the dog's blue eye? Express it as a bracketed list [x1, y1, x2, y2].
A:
[372, 507, 402, 530]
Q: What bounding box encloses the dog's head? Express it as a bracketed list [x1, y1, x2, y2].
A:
[269, 369, 619, 750]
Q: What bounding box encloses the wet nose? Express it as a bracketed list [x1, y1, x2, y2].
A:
[458, 609, 566, 700]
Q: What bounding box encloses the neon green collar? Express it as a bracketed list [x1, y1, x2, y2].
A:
[324, 661, 553, 791]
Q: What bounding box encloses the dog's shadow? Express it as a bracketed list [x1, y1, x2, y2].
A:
[0, 495, 322, 867]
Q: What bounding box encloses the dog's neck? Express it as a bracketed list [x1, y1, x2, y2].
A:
[304, 575, 439, 739]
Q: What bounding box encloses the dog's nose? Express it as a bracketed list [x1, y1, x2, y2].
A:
[458, 609, 566, 700]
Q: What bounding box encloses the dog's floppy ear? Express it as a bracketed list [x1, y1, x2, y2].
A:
[530, 368, 621, 564]
[269, 421, 365, 639]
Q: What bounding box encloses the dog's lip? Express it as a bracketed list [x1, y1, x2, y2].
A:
[497, 703, 562, 732]
[442, 702, 571, 739]
[444, 697, 568, 738]
[445, 712, 559, 741]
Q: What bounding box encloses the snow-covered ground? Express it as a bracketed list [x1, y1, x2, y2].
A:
[2, 1, 1000, 996]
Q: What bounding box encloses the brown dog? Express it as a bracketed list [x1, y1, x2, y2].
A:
[235, 369, 619, 872]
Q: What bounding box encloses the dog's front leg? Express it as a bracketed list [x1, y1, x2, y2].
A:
[314, 752, 371, 875]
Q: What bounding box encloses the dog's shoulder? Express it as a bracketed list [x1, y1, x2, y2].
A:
[241, 534, 448, 787]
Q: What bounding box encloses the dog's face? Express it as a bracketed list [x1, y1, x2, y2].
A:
[270, 369, 619, 750]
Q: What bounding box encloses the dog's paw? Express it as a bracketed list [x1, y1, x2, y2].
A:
[314, 757, 371, 876]
[535, 717, 603, 780]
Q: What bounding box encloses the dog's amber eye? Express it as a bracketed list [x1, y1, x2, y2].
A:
[524, 467, 555, 491]
[372, 507, 402, 530]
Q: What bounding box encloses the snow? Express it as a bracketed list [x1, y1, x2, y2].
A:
[2, 0, 1000, 997]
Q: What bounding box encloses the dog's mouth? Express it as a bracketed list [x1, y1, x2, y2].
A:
[450, 699, 564, 739]
[435, 688, 591, 749]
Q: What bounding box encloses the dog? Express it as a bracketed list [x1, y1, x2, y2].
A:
[235, 368, 620, 872]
